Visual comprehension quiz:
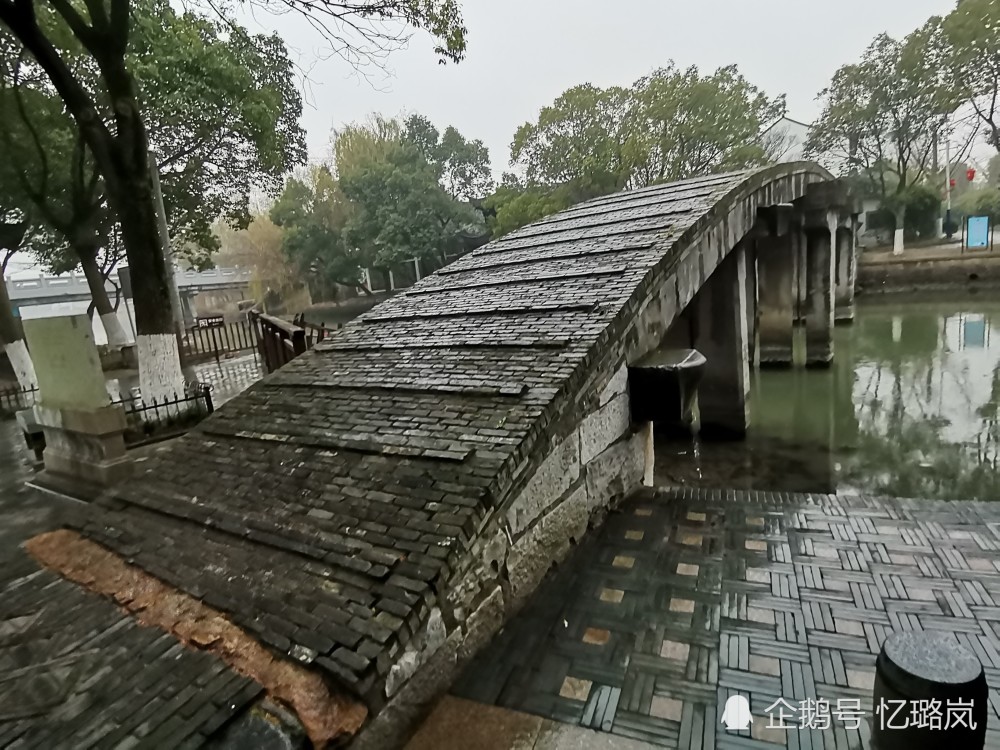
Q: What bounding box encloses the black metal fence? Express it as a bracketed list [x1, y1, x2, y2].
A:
[112, 381, 215, 446]
[0, 384, 38, 417]
[179, 316, 258, 364]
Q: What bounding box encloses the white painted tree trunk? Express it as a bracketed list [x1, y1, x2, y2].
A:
[101, 312, 130, 347]
[137, 333, 185, 404]
[893, 228, 905, 255]
[4, 339, 37, 390]
[642, 421, 654, 487]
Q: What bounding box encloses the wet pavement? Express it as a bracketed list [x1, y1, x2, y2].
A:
[0, 354, 264, 562]
[453, 487, 1000, 749]
[0, 420, 73, 570]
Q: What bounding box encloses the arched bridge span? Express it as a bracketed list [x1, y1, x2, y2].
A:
[67, 163, 857, 746]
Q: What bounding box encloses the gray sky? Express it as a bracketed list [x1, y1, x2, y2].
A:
[248, 0, 955, 177]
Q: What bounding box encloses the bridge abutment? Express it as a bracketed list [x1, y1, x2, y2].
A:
[835, 214, 858, 323]
[692, 242, 751, 437]
[803, 211, 837, 367]
[756, 207, 797, 367]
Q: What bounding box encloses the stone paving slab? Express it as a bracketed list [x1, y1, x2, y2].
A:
[408, 696, 653, 750]
[453, 487, 1000, 749]
[0, 367, 270, 749]
[0, 550, 263, 750]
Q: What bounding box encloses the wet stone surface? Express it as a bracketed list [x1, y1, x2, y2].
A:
[454, 487, 1000, 749]
[0, 357, 268, 750]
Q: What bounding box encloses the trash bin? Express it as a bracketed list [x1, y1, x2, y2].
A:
[873, 631, 987, 749]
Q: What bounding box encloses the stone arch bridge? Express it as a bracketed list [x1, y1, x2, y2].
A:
[15, 163, 861, 747]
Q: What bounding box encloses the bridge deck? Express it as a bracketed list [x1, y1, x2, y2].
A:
[452, 487, 1000, 749]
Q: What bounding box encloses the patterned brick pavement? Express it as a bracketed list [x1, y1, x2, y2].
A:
[454, 487, 1000, 749]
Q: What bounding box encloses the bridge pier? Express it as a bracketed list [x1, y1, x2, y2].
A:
[834, 214, 858, 324]
[692, 242, 750, 437]
[756, 206, 797, 367]
[803, 211, 836, 367]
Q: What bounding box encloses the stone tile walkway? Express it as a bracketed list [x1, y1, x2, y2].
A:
[453, 487, 1000, 749]
[0, 355, 268, 749]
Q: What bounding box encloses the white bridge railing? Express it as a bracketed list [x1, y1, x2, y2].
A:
[7, 267, 252, 303]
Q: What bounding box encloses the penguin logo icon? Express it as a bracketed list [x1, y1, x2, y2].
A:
[721, 695, 753, 730]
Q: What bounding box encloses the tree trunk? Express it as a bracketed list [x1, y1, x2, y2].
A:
[893, 208, 906, 256]
[0, 3, 182, 398]
[0, 272, 36, 389]
[78, 249, 129, 347]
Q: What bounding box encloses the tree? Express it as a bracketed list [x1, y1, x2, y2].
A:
[273, 114, 486, 295]
[511, 83, 634, 192]
[627, 64, 786, 186]
[403, 114, 493, 201]
[806, 31, 954, 251]
[270, 166, 360, 298]
[214, 215, 308, 313]
[990, 154, 1000, 186]
[339, 138, 480, 271]
[956, 186, 1000, 221]
[0, 210, 36, 388]
[0, 0, 305, 351]
[0, 0, 465, 399]
[511, 66, 785, 196]
[940, 0, 1000, 152]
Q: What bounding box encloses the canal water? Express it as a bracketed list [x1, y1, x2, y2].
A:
[656, 294, 1000, 501]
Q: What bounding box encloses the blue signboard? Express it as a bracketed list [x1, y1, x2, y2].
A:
[964, 315, 987, 349]
[968, 215, 990, 249]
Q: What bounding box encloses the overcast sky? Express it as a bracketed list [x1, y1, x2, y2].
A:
[246, 0, 955, 177]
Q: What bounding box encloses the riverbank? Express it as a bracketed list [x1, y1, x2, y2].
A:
[858, 241, 1000, 295]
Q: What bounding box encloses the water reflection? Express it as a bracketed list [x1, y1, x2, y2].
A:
[655, 297, 1000, 501]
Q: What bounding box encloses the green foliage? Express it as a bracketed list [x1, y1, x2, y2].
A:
[628, 64, 786, 185]
[806, 31, 951, 200]
[269, 167, 356, 298]
[483, 174, 608, 238]
[940, 0, 1000, 151]
[272, 113, 485, 296]
[403, 114, 493, 201]
[132, 0, 306, 260]
[0, 0, 305, 276]
[956, 188, 1000, 222]
[510, 64, 784, 195]
[340, 140, 479, 267]
[882, 184, 942, 240]
[989, 155, 1000, 186]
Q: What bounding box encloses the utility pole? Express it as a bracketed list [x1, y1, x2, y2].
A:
[148, 153, 185, 331]
[945, 139, 954, 240]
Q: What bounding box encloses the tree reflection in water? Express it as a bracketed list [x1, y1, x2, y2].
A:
[655, 298, 1000, 501]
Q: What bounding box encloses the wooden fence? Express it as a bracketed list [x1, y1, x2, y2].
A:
[252, 312, 341, 373]
[179, 316, 258, 365]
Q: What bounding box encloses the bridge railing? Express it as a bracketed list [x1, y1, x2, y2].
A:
[251, 312, 306, 373]
[179, 315, 258, 365]
[7, 267, 253, 303]
[250, 312, 342, 373]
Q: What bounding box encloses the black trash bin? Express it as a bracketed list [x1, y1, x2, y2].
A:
[873, 631, 987, 749]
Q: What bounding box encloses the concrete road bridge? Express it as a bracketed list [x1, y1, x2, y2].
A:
[7, 266, 252, 310]
[2, 163, 888, 749]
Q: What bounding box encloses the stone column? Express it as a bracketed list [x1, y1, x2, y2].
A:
[692, 243, 750, 437]
[744, 236, 758, 368]
[834, 213, 858, 324]
[803, 211, 836, 367]
[756, 209, 797, 367]
[24, 315, 130, 488]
